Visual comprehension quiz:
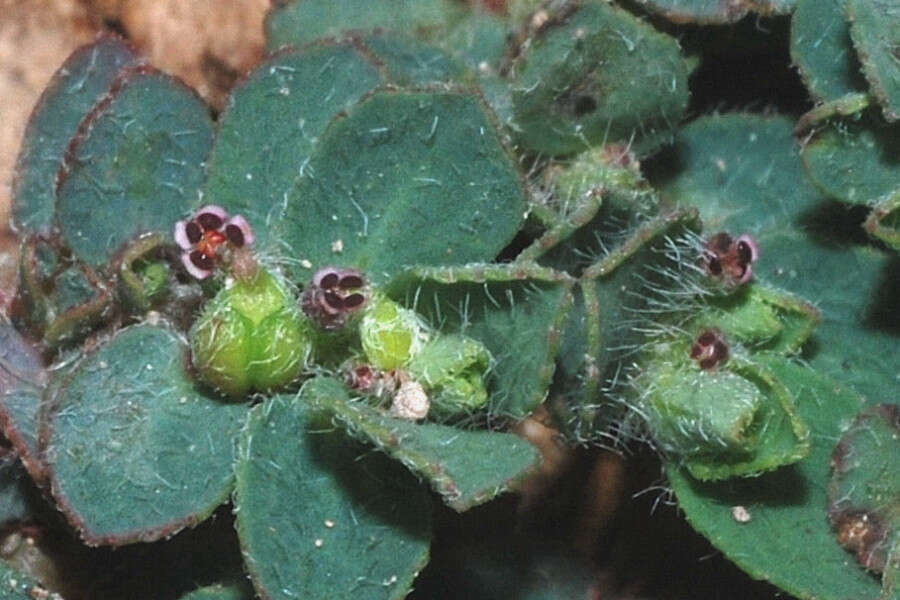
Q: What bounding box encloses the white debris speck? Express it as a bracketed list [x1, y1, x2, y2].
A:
[146, 364, 153, 371]
[390, 380, 429, 421]
[324, 519, 335, 528]
[246, 173, 253, 181]
[331, 239, 344, 254]
[300, 259, 312, 269]
[314, 538, 324, 548]
[179, 396, 188, 404]
[99, 361, 108, 369]
[732, 505, 751, 523]
[279, 87, 290, 96]
[382, 575, 398, 586]
[531, 9, 549, 28]
[146, 310, 161, 326]
[716, 158, 727, 172]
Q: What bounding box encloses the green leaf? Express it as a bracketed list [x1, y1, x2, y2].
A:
[829, 404, 900, 577]
[203, 42, 387, 252]
[866, 188, 900, 250]
[11, 35, 140, 235]
[14, 236, 115, 349]
[280, 89, 527, 280]
[790, 0, 866, 101]
[634, 0, 795, 24]
[653, 113, 897, 402]
[304, 376, 540, 511]
[56, 66, 214, 268]
[177, 582, 255, 600]
[234, 393, 431, 600]
[510, 1, 689, 156]
[692, 283, 820, 355]
[0, 322, 46, 482]
[553, 210, 699, 439]
[801, 109, 900, 205]
[847, 0, 900, 121]
[265, 0, 466, 50]
[667, 358, 881, 600]
[383, 263, 574, 418]
[41, 323, 247, 545]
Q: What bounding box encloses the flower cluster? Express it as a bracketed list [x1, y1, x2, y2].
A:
[174, 205, 255, 279]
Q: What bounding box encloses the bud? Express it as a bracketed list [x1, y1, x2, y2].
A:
[359, 296, 429, 371]
[190, 269, 312, 397]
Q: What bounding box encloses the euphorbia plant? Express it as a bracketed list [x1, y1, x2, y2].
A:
[0, 1, 897, 599]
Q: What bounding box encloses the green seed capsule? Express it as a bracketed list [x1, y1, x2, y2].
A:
[190, 269, 313, 398]
[359, 296, 429, 370]
[407, 334, 492, 418]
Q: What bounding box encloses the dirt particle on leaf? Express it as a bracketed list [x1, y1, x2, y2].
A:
[731, 505, 751, 523]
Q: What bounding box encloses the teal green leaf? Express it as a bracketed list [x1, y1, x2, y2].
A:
[635, 0, 795, 24]
[667, 358, 881, 600]
[203, 42, 386, 253]
[802, 109, 900, 205]
[265, 0, 466, 50]
[362, 33, 468, 86]
[280, 89, 527, 280]
[304, 376, 540, 511]
[828, 404, 900, 577]
[866, 188, 900, 249]
[56, 66, 214, 268]
[441, 11, 509, 74]
[653, 113, 897, 401]
[383, 263, 574, 418]
[11, 35, 140, 235]
[41, 323, 247, 545]
[177, 582, 255, 600]
[790, 0, 866, 101]
[847, 0, 900, 121]
[0, 322, 46, 481]
[14, 236, 114, 349]
[510, 1, 689, 156]
[0, 560, 51, 600]
[234, 394, 431, 600]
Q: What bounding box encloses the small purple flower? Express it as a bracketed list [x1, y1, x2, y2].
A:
[302, 267, 368, 330]
[690, 328, 729, 370]
[174, 205, 255, 279]
[702, 232, 759, 285]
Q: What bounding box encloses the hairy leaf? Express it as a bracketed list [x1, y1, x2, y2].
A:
[305, 376, 540, 511]
[12, 35, 140, 235]
[41, 324, 247, 545]
[234, 394, 431, 600]
[56, 67, 214, 268]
